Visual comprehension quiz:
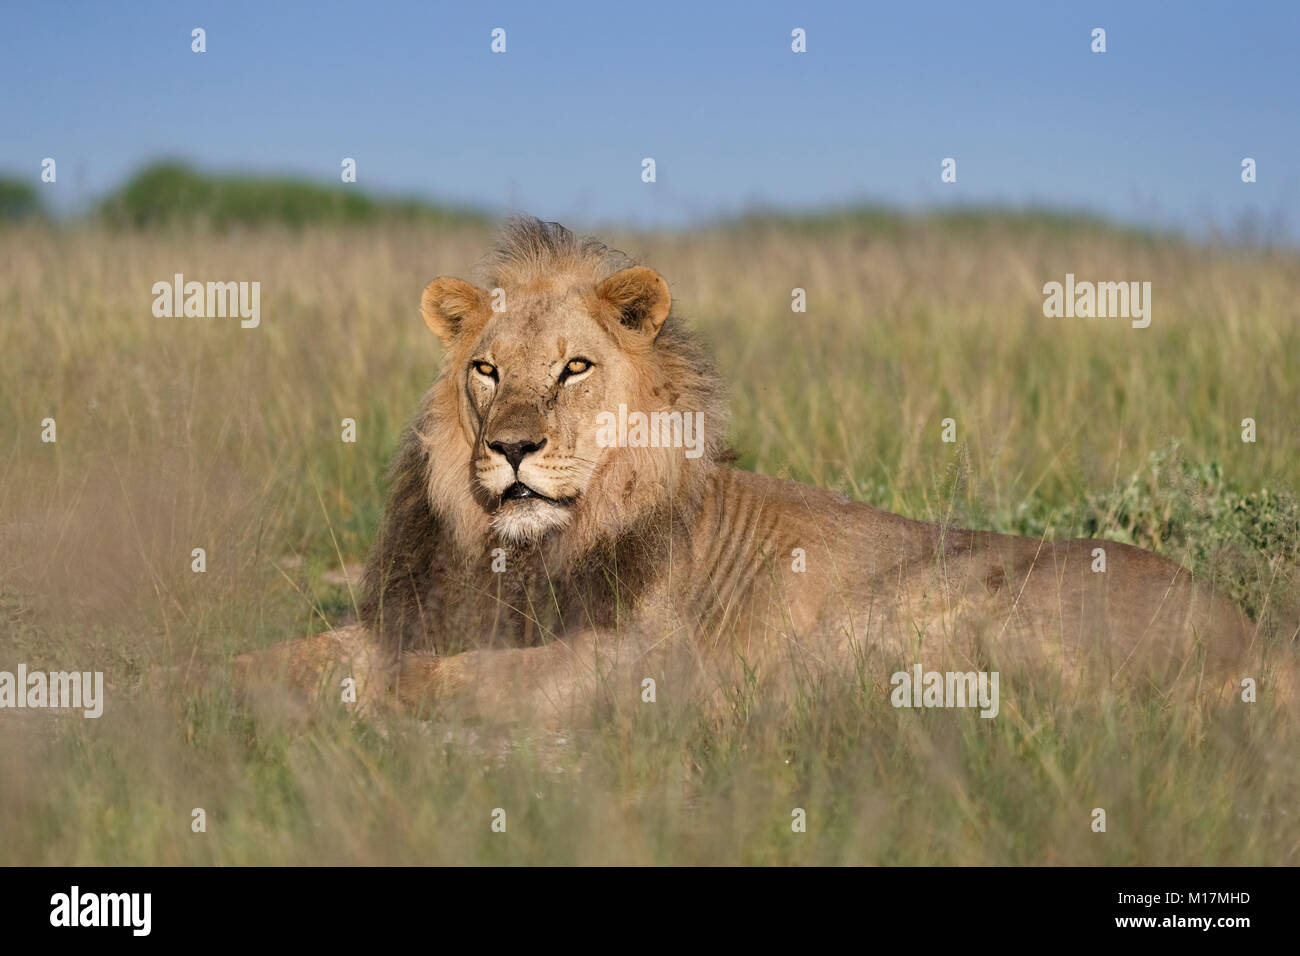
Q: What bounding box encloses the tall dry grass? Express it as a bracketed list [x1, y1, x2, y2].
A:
[0, 218, 1297, 864]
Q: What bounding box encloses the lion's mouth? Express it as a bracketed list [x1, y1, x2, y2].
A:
[498, 481, 563, 507]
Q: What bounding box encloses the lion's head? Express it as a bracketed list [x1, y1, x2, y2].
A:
[413, 218, 729, 560]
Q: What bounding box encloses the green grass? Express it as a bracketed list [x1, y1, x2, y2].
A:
[1, 216, 1297, 864]
[726, 202, 1177, 245]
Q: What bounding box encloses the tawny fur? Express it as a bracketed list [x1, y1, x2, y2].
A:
[239, 218, 1283, 727]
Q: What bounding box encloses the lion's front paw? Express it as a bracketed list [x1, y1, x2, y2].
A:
[233, 624, 388, 718]
[394, 652, 448, 710]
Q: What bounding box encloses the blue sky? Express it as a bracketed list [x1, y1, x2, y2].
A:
[3, 0, 1298, 236]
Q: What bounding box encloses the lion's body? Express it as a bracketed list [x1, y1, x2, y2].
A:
[246, 218, 1258, 724]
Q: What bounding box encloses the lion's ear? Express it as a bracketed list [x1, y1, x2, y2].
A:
[595, 267, 671, 340]
[421, 277, 490, 347]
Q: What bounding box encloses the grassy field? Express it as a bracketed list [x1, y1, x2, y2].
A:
[1, 214, 1297, 864]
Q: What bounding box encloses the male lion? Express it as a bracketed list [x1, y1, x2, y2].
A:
[240, 217, 1260, 725]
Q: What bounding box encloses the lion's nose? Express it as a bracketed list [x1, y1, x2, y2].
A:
[489, 437, 547, 472]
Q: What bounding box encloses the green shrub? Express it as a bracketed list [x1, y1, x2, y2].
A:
[0, 177, 43, 221]
[1005, 443, 1300, 621]
[97, 162, 486, 230]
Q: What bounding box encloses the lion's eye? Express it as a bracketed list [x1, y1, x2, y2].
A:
[473, 362, 497, 379]
[561, 358, 592, 381]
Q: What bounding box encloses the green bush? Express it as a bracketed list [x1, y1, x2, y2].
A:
[1005, 444, 1300, 621]
[97, 161, 486, 229]
[0, 177, 43, 221]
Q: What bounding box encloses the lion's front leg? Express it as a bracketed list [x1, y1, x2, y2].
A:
[395, 630, 620, 727]
[234, 626, 657, 726]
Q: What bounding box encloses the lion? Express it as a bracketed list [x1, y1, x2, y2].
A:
[237, 217, 1269, 726]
